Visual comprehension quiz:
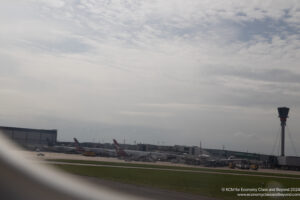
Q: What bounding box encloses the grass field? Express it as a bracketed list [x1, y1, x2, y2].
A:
[49, 159, 300, 200]
[47, 158, 300, 178]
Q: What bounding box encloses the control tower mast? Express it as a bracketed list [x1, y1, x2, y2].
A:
[277, 107, 289, 156]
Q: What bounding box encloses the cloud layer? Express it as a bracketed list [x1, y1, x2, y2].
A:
[0, 0, 300, 155]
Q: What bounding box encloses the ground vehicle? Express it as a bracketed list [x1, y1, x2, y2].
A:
[250, 163, 259, 170]
[229, 159, 250, 169]
[277, 156, 300, 170]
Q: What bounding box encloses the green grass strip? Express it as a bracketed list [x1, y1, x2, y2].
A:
[55, 164, 300, 200]
[47, 158, 300, 178]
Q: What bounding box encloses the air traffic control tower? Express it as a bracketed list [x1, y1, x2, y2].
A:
[277, 107, 289, 156]
[276, 107, 300, 169]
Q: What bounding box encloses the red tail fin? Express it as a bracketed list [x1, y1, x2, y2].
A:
[113, 139, 127, 157]
[73, 138, 84, 152]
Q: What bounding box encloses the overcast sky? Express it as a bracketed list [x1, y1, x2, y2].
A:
[1, 0, 300, 155]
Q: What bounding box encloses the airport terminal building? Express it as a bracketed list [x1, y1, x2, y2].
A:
[0, 126, 57, 148]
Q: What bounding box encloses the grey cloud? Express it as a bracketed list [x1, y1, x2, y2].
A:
[264, 69, 300, 83]
[26, 38, 92, 54]
[202, 80, 300, 110]
[1, 0, 300, 155]
[208, 67, 300, 84]
[237, 16, 299, 42]
[0, 54, 20, 76]
[203, 66, 300, 108]
[51, 38, 92, 53]
[225, 89, 300, 108]
[27, 0, 300, 49]
[15, 115, 175, 144]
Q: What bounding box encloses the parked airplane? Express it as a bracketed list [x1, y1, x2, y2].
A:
[73, 138, 116, 157]
[41, 138, 77, 153]
[113, 139, 167, 162]
[198, 152, 211, 159]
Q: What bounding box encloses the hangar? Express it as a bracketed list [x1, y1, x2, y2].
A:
[0, 126, 57, 148]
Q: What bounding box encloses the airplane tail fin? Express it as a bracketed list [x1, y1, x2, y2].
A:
[73, 138, 84, 152]
[113, 139, 127, 157]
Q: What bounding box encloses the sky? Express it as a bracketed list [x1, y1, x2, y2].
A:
[0, 0, 300, 155]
